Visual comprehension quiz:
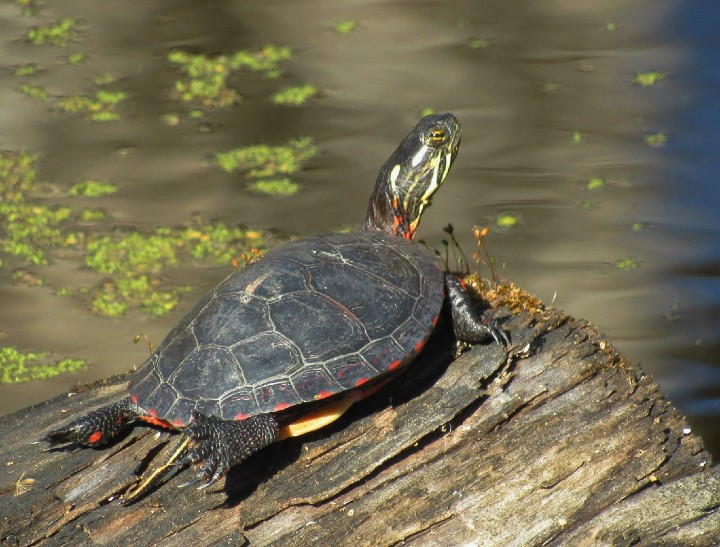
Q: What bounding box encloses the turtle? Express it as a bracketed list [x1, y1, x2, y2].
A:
[43, 113, 506, 502]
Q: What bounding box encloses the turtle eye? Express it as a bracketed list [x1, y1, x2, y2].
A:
[426, 128, 447, 147]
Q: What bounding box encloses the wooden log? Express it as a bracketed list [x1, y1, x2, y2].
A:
[1, 289, 718, 545]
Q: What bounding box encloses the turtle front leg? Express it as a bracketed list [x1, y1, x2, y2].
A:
[176, 410, 280, 487]
[445, 275, 508, 346]
[43, 397, 139, 447]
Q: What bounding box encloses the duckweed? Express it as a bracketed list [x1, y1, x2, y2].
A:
[26, 18, 78, 47]
[633, 72, 665, 87]
[168, 45, 292, 109]
[616, 258, 639, 270]
[14, 64, 37, 77]
[645, 132, 667, 147]
[587, 177, 605, 190]
[334, 21, 357, 34]
[496, 212, 518, 229]
[67, 52, 86, 65]
[0, 346, 86, 384]
[57, 89, 126, 122]
[248, 178, 299, 196]
[271, 85, 317, 106]
[1, 151, 271, 317]
[469, 37, 491, 49]
[215, 138, 317, 178]
[19, 84, 48, 100]
[68, 180, 118, 198]
[0, 151, 76, 265]
[83, 221, 267, 316]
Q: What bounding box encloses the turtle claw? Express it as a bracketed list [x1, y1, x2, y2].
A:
[177, 476, 202, 489]
[485, 319, 509, 347]
[172, 409, 280, 489]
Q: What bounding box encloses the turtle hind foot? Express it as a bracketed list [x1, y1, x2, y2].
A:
[42, 397, 138, 448]
[176, 410, 280, 488]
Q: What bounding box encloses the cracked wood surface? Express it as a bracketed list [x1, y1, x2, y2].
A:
[1, 301, 718, 546]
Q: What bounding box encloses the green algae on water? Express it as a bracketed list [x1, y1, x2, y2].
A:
[633, 72, 665, 87]
[68, 180, 118, 198]
[0, 151, 76, 265]
[248, 178, 299, 196]
[215, 138, 316, 178]
[0, 346, 86, 384]
[271, 85, 317, 106]
[334, 21, 357, 34]
[57, 89, 127, 122]
[168, 45, 292, 109]
[26, 18, 78, 47]
[496, 212, 518, 229]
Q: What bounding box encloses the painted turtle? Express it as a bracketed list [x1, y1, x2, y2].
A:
[43, 113, 505, 501]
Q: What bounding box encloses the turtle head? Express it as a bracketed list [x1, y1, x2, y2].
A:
[364, 113, 461, 239]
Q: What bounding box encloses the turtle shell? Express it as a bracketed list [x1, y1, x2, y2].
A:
[128, 230, 445, 427]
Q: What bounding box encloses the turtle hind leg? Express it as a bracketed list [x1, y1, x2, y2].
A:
[176, 410, 280, 488]
[445, 274, 508, 346]
[43, 397, 139, 447]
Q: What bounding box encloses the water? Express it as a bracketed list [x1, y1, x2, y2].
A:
[1, 0, 719, 455]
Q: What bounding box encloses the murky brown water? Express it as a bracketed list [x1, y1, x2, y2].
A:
[2, 0, 720, 454]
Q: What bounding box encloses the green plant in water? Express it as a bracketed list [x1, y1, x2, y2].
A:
[67, 52, 86, 65]
[633, 72, 665, 87]
[587, 177, 605, 190]
[215, 138, 316, 178]
[645, 132, 667, 148]
[68, 180, 118, 198]
[57, 89, 126, 122]
[334, 21, 357, 34]
[168, 45, 292, 109]
[20, 84, 48, 101]
[83, 222, 267, 317]
[615, 258, 638, 271]
[249, 178, 299, 196]
[496, 213, 518, 229]
[14, 64, 37, 77]
[0, 151, 77, 265]
[26, 18, 78, 46]
[0, 346, 86, 384]
[271, 85, 317, 106]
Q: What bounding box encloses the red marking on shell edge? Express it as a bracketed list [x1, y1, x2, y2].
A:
[171, 419, 185, 427]
[131, 394, 139, 404]
[389, 359, 403, 371]
[316, 390, 334, 400]
[234, 412, 251, 421]
[355, 377, 370, 387]
[139, 415, 174, 430]
[432, 314, 440, 327]
[274, 402, 291, 412]
[147, 407, 158, 418]
[414, 339, 426, 353]
[88, 430, 102, 444]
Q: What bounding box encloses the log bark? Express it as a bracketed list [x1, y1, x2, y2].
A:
[1, 294, 718, 546]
